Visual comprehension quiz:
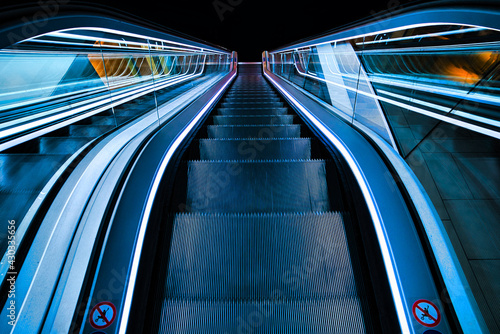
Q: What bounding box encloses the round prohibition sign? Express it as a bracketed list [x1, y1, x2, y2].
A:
[90, 301, 117, 329]
[412, 299, 441, 327]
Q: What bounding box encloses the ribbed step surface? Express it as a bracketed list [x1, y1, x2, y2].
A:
[207, 124, 301, 138]
[212, 115, 295, 125]
[199, 138, 311, 160]
[158, 300, 367, 333]
[221, 101, 284, 108]
[217, 107, 289, 116]
[224, 97, 281, 102]
[158, 64, 371, 334]
[166, 212, 358, 299]
[186, 160, 330, 212]
[39, 137, 92, 154]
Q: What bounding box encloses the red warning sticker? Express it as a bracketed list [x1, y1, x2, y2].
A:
[412, 299, 441, 327]
[89, 301, 117, 329]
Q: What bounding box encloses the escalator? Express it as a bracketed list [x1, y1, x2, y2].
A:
[139, 63, 398, 333]
[1, 95, 153, 222]
[0, 80, 204, 263]
[2, 3, 497, 333]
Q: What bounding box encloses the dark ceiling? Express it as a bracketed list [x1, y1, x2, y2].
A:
[2, 0, 431, 61]
[101, 0, 406, 61]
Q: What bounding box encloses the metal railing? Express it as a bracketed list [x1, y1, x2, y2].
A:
[264, 2, 500, 333]
[0, 11, 233, 333]
[0, 26, 232, 150]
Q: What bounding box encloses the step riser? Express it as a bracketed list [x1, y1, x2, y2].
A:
[223, 98, 281, 103]
[166, 212, 357, 300]
[69, 125, 114, 137]
[226, 93, 277, 98]
[39, 137, 91, 154]
[207, 125, 301, 139]
[199, 139, 311, 160]
[213, 115, 294, 125]
[220, 102, 284, 109]
[159, 299, 367, 333]
[217, 108, 288, 116]
[185, 161, 330, 212]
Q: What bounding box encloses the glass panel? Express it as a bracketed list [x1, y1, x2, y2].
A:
[268, 21, 500, 332]
[0, 27, 231, 264]
[303, 47, 331, 104]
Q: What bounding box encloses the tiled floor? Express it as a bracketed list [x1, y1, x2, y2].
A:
[387, 108, 500, 332]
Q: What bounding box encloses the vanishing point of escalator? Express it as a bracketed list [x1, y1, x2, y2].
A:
[151, 64, 392, 333]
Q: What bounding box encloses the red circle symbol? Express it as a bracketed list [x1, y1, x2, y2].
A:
[412, 299, 441, 327]
[89, 301, 117, 329]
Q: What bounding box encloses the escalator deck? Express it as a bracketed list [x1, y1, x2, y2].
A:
[157, 66, 375, 333]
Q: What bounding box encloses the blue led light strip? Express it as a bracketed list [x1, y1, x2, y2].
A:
[264, 71, 412, 333]
[118, 71, 236, 333]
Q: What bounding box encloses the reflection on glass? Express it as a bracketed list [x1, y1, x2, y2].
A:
[268, 21, 500, 333]
[0, 27, 231, 264]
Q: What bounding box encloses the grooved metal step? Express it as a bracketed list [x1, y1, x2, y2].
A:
[226, 91, 277, 95]
[156, 65, 373, 334]
[223, 97, 281, 103]
[199, 138, 311, 160]
[166, 212, 358, 299]
[217, 107, 289, 116]
[158, 298, 368, 333]
[68, 125, 114, 137]
[221, 101, 284, 108]
[212, 115, 295, 125]
[207, 125, 300, 138]
[39, 137, 92, 154]
[185, 160, 330, 212]
[0, 153, 71, 254]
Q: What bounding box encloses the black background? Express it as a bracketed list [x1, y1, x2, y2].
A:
[2, 0, 429, 61]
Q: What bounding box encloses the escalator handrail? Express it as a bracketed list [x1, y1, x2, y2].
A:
[269, 3, 500, 53]
[0, 71, 233, 334]
[68, 66, 237, 334]
[0, 3, 230, 53]
[263, 66, 482, 333]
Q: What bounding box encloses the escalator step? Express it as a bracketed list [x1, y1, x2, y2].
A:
[114, 105, 155, 117]
[0, 154, 71, 247]
[226, 91, 277, 96]
[212, 115, 295, 125]
[158, 299, 368, 333]
[225, 94, 278, 100]
[221, 101, 284, 108]
[165, 212, 358, 299]
[39, 137, 93, 154]
[0, 154, 70, 192]
[228, 88, 274, 92]
[185, 160, 330, 212]
[90, 116, 126, 126]
[207, 125, 300, 139]
[68, 125, 114, 137]
[217, 107, 289, 116]
[223, 97, 281, 103]
[199, 138, 311, 160]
